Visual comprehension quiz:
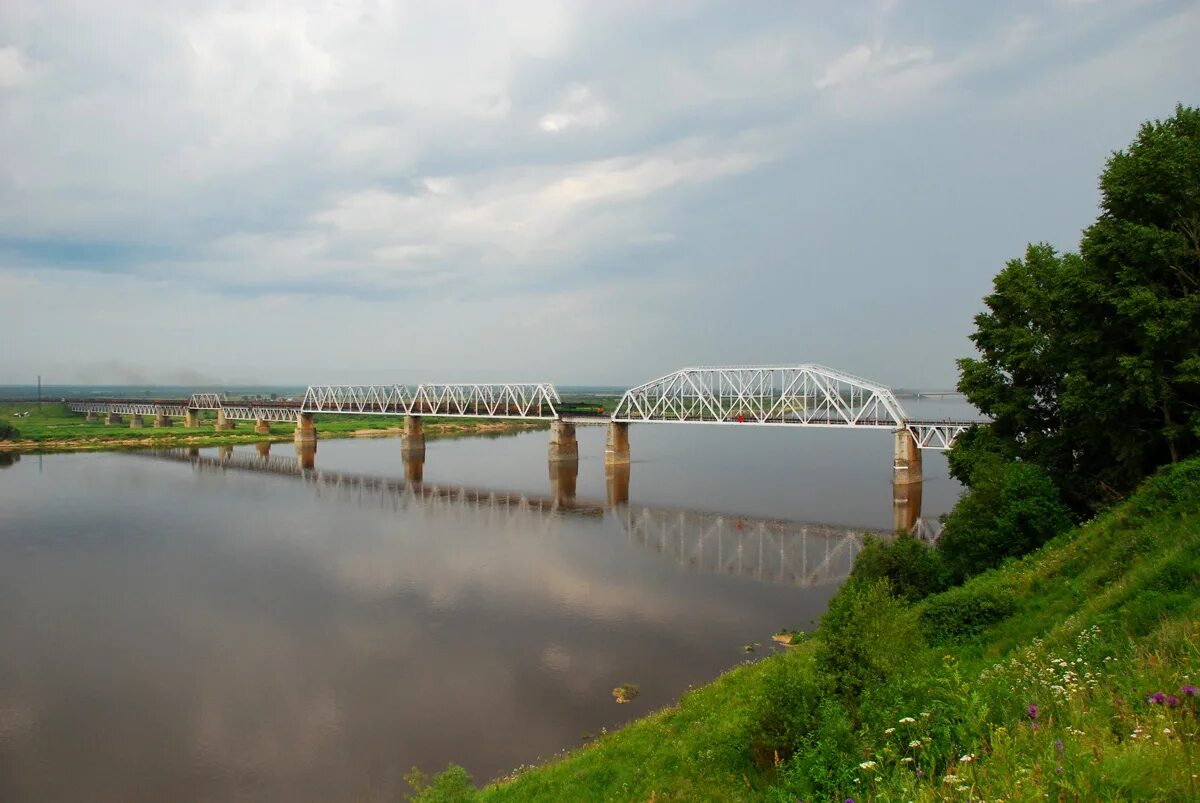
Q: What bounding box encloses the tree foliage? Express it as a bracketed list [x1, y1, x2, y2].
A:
[937, 459, 1073, 583]
[957, 104, 1200, 510]
[0, 422, 18, 442]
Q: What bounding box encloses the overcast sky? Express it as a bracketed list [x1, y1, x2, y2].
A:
[1, 0, 1196, 388]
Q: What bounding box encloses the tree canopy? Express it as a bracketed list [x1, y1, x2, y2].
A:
[956, 104, 1200, 511]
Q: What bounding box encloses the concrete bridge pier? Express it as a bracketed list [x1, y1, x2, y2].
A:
[184, 409, 201, 428]
[404, 450, 425, 484]
[893, 429, 923, 485]
[296, 443, 316, 470]
[402, 415, 425, 457]
[129, 414, 145, 429]
[606, 462, 630, 506]
[84, 411, 98, 423]
[892, 478, 923, 533]
[605, 422, 631, 465]
[153, 413, 172, 427]
[214, 409, 234, 431]
[547, 421, 578, 462]
[294, 412, 317, 448]
[254, 419, 270, 435]
[549, 457, 578, 504]
[104, 412, 123, 426]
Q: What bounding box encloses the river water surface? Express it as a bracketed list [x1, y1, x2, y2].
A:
[0, 407, 966, 801]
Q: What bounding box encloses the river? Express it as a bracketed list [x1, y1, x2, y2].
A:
[0, 403, 968, 801]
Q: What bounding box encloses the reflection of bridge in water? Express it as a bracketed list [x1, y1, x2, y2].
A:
[135, 444, 939, 588]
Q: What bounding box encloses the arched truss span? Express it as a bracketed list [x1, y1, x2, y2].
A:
[612, 364, 909, 429]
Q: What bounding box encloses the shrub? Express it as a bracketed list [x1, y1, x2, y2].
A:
[770, 699, 858, 802]
[0, 422, 18, 441]
[749, 652, 821, 767]
[919, 584, 1016, 645]
[938, 459, 1073, 582]
[815, 580, 922, 705]
[849, 533, 950, 602]
[405, 765, 477, 802]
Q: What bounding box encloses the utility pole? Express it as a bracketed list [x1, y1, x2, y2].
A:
[37, 374, 42, 408]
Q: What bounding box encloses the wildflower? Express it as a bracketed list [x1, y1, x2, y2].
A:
[921, 711, 931, 718]
[899, 716, 916, 724]
[1150, 692, 1166, 705]
[845, 799, 855, 803]
[1030, 722, 1039, 732]
[910, 740, 923, 748]
[943, 774, 960, 784]
[900, 757, 913, 764]
[1183, 685, 1197, 697]
[1055, 739, 1064, 756]
[884, 727, 896, 735]
[1164, 728, 1172, 735]
[1056, 766, 1063, 775]
[915, 769, 924, 778]
[1026, 704, 1039, 719]
[858, 761, 877, 771]
[1167, 696, 1180, 708]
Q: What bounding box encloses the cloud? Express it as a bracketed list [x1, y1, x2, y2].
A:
[0, 45, 28, 87]
[538, 83, 611, 133]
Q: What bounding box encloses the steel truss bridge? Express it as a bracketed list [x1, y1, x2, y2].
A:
[64, 364, 978, 450]
[133, 446, 918, 588]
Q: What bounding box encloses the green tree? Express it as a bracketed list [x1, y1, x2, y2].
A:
[0, 422, 18, 442]
[937, 459, 1073, 582]
[957, 104, 1200, 509]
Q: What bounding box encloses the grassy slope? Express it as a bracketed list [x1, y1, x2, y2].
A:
[0, 402, 548, 450]
[474, 460, 1200, 802]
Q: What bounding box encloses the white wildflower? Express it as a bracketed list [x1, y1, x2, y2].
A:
[859, 760, 877, 771]
[899, 716, 917, 724]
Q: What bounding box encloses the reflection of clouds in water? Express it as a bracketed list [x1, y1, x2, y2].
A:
[541, 644, 571, 672]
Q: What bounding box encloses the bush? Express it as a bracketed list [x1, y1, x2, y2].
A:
[749, 652, 821, 767]
[815, 580, 922, 705]
[938, 459, 1073, 582]
[0, 422, 18, 441]
[919, 584, 1016, 644]
[405, 765, 477, 803]
[849, 533, 949, 602]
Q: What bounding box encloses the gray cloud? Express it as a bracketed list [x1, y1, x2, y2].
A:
[2, 0, 1197, 387]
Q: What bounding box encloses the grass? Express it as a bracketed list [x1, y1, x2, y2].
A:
[0, 402, 550, 452]
[408, 458, 1200, 801]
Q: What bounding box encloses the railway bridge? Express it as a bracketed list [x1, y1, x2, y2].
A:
[66, 364, 980, 484]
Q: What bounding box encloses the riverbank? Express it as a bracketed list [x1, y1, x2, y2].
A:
[412, 458, 1200, 801]
[0, 402, 549, 453]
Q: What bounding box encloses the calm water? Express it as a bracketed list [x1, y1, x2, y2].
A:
[0, 410, 964, 801]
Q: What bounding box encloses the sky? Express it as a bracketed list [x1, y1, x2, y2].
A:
[1, 0, 1197, 388]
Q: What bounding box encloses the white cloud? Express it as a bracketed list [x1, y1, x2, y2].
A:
[538, 83, 611, 132]
[0, 45, 28, 87]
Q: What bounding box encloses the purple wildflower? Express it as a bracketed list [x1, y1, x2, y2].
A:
[1030, 721, 1039, 732]
[1150, 692, 1167, 705]
[1167, 696, 1180, 708]
[915, 769, 924, 778]
[1055, 739, 1064, 756]
[1026, 704, 1039, 719]
[1056, 766, 1063, 776]
[1183, 685, 1197, 697]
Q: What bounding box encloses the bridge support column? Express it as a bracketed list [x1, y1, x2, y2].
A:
[605, 422, 630, 465]
[84, 411, 98, 423]
[548, 420, 578, 462]
[104, 412, 122, 425]
[153, 413, 171, 427]
[254, 419, 270, 435]
[549, 457, 578, 505]
[129, 414, 145, 429]
[214, 409, 233, 431]
[606, 462, 630, 506]
[294, 412, 317, 448]
[404, 450, 425, 484]
[892, 478, 923, 533]
[893, 429, 923, 485]
[184, 409, 200, 428]
[402, 415, 425, 457]
[297, 443, 316, 470]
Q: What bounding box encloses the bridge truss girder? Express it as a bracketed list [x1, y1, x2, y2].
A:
[301, 383, 560, 419]
[612, 364, 908, 428]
